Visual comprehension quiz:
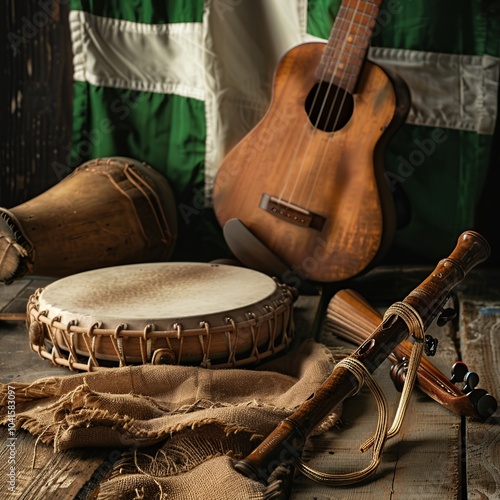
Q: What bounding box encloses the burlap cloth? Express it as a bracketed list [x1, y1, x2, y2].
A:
[0, 340, 346, 499]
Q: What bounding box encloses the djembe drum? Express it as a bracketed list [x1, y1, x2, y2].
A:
[0, 157, 177, 283]
[27, 262, 295, 371]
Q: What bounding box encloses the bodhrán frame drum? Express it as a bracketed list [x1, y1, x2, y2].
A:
[27, 263, 294, 371]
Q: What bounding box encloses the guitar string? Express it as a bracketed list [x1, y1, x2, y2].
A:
[303, 0, 379, 208]
[298, 0, 372, 205]
[278, 0, 367, 205]
[277, 1, 362, 203]
[276, 8, 344, 203]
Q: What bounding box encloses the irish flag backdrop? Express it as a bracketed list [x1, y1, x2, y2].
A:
[63, 0, 500, 263]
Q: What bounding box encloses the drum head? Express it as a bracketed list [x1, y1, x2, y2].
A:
[38, 262, 278, 329]
[29, 262, 294, 369]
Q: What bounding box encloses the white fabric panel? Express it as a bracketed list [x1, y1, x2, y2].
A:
[70, 10, 206, 100]
[369, 47, 500, 135]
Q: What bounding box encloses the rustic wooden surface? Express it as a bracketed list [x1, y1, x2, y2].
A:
[0, 267, 499, 499]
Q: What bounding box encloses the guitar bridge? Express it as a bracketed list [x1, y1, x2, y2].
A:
[260, 194, 325, 231]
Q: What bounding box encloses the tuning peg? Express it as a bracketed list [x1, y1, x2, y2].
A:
[462, 371, 480, 394]
[450, 361, 469, 383]
[437, 307, 458, 327]
[467, 388, 498, 418]
[473, 391, 498, 419]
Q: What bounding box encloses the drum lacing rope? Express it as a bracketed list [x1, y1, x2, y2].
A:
[82, 322, 101, 371]
[0, 209, 34, 282]
[0, 233, 28, 264]
[46, 315, 64, 367]
[248, 311, 263, 364]
[199, 321, 213, 368]
[281, 291, 295, 347]
[124, 162, 173, 244]
[225, 317, 239, 366]
[173, 323, 184, 364]
[65, 320, 80, 372]
[264, 305, 278, 356]
[295, 301, 425, 486]
[140, 324, 154, 364]
[29, 307, 48, 354]
[110, 324, 127, 367]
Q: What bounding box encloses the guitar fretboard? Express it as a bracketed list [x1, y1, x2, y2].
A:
[315, 0, 382, 93]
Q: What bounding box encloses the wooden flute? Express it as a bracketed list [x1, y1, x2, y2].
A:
[326, 289, 497, 419]
[235, 230, 491, 483]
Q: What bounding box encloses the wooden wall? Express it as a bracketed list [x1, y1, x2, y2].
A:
[0, 0, 73, 208]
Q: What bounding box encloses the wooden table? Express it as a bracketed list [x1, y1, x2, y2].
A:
[1, 267, 499, 499]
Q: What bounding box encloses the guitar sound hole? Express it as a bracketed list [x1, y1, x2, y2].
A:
[305, 82, 354, 132]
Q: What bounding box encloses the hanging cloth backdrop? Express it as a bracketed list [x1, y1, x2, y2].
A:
[63, 0, 500, 262]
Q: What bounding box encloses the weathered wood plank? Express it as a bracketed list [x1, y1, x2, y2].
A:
[1, 0, 73, 208]
[0, 278, 70, 383]
[0, 427, 109, 499]
[0, 282, 29, 312]
[459, 300, 500, 500]
[0, 317, 71, 383]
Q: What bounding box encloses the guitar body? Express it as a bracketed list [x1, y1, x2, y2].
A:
[213, 42, 410, 282]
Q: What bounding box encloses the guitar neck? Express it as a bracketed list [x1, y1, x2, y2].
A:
[316, 0, 382, 93]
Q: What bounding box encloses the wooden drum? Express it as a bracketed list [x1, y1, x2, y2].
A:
[27, 263, 295, 371]
[0, 157, 177, 283]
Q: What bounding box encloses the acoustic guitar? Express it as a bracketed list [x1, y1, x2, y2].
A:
[213, 0, 410, 282]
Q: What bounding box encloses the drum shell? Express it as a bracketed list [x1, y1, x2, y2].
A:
[1, 157, 177, 280]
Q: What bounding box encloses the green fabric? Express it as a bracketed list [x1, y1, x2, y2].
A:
[384, 126, 491, 259]
[69, 0, 204, 23]
[307, 0, 341, 38]
[72, 84, 206, 196]
[307, 0, 500, 56]
[371, 0, 500, 259]
[372, 0, 494, 55]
